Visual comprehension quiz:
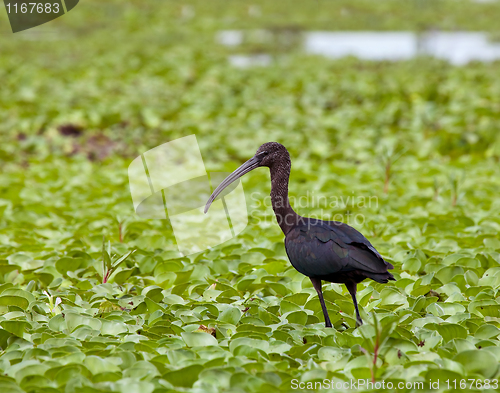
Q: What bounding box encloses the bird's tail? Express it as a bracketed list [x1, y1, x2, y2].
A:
[366, 271, 395, 283]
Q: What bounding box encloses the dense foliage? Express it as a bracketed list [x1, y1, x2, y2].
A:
[1, 1, 500, 392]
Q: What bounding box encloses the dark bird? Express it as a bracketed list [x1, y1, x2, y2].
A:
[205, 142, 395, 327]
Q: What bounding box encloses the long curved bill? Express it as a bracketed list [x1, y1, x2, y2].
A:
[204, 153, 264, 213]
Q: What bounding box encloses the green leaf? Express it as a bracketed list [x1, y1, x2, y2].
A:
[218, 306, 241, 325]
[484, 238, 500, 249]
[425, 323, 467, 342]
[102, 237, 112, 270]
[55, 257, 82, 275]
[112, 249, 135, 268]
[101, 320, 128, 336]
[182, 332, 218, 347]
[163, 365, 203, 387]
[84, 356, 121, 375]
[65, 313, 102, 332]
[475, 324, 500, 340]
[454, 350, 498, 378]
[2, 289, 35, 303]
[402, 257, 421, 273]
[0, 321, 29, 337]
[286, 310, 308, 325]
[48, 314, 67, 332]
[0, 295, 29, 310]
[379, 287, 406, 306]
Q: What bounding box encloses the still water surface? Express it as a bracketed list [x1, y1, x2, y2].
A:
[217, 30, 500, 67]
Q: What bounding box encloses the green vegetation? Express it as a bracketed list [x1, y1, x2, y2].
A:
[1, 1, 500, 392]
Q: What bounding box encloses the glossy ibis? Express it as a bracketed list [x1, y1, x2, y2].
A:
[205, 142, 395, 327]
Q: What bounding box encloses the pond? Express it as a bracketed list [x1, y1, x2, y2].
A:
[305, 31, 500, 65]
[218, 30, 500, 66]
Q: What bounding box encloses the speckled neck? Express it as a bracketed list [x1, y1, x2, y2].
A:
[269, 150, 299, 235]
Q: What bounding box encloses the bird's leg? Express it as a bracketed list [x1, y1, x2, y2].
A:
[346, 281, 362, 326]
[310, 277, 332, 328]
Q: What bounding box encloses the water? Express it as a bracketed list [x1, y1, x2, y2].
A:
[419, 32, 500, 65]
[305, 31, 500, 65]
[228, 54, 272, 68]
[218, 30, 500, 66]
[305, 32, 417, 61]
[216, 30, 243, 47]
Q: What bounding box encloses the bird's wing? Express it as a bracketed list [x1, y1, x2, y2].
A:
[324, 220, 389, 263]
[285, 221, 392, 278]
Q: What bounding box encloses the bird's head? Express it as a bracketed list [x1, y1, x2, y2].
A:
[254, 142, 289, 168]
[204, 141, 288, 213]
